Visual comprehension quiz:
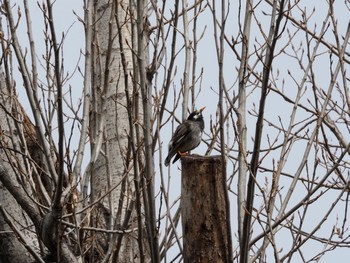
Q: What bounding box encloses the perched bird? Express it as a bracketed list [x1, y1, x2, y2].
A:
[164, 107, 205, 166]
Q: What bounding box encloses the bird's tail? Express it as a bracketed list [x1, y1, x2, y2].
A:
[172, 153, 181, 164]
[164, 156, 171, 166]
[164, 152, 175, 166]
[164, 152, 182, 166]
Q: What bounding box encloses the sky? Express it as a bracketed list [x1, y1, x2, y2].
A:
[10, 0, 350, 262]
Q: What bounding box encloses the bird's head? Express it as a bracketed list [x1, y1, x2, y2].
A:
[187, 106, 205, 121]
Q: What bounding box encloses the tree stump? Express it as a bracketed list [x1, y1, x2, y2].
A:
[181, 155, 231, 263]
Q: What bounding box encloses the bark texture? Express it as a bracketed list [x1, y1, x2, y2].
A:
[0, 71, 38, 262]
[181, 155, 231, 263]
[88, 1, 149, 262]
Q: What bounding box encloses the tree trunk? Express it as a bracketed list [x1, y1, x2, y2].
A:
[181, 155, 231, 263]
[87, 0, 149, 262]
[0, 71, 38, 262]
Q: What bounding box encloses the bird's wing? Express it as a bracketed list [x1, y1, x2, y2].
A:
[171, 121, 191, 148]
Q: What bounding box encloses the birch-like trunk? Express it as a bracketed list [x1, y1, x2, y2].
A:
[88, 1, 150, 261]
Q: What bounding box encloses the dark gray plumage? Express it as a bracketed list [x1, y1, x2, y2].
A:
[164, 107, 205, 166]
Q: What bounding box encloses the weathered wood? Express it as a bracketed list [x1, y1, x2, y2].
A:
[181, 155, 231, 263]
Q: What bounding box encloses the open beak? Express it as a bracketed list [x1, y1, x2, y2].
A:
[199, 106, 206, 112]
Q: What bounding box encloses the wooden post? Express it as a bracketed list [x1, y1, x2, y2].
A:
[181, 155, 231, 263]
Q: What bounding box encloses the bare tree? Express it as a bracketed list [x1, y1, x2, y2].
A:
[1, 0, 350, 262]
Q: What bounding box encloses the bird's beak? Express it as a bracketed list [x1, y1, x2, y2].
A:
[199, 106, 206, 112]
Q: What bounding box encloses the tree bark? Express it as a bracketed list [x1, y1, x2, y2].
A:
[181, 155, 231, 263]
[0, 71, 38, 262]
[88, 0, 150, 262]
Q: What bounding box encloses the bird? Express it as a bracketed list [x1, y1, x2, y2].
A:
[164, 106, 205, 166]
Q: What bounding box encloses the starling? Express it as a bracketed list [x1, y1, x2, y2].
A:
[164, 107, 205, 166]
